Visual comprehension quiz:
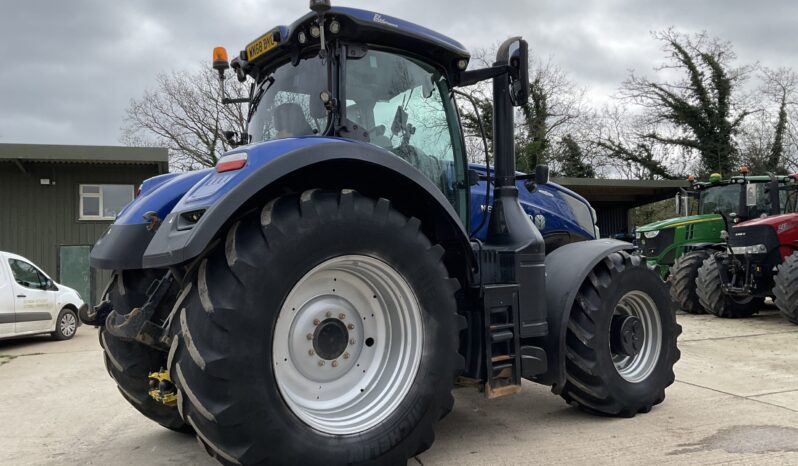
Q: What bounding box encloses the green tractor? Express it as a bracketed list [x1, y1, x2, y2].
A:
[636, 170, 796, 313]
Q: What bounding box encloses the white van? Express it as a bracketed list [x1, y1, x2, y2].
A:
[0, 251, 86, 341]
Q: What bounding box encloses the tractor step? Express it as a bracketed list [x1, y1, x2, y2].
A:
[482, 284, 522, 399]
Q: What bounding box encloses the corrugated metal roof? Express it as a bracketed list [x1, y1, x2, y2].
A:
[0, 143, 168, 164]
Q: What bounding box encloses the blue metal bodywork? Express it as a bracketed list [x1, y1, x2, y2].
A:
[112, 139, 595, 252]
[329, 7, 469, 57]
[119, 138, 334, 226]
[469, 165, 596, 242]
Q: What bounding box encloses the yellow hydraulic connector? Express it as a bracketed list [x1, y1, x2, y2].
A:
[148, 369, 178, 407]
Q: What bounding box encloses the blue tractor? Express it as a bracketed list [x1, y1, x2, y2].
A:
[84, 3, 679, 464]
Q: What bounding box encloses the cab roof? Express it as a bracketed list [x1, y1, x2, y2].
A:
[238, 7, 470, 82]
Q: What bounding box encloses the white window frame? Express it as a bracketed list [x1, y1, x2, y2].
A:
[79, 184, 134, 221]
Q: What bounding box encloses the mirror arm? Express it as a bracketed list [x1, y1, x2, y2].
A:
[222, 97, 250, 104]
[455, 65, 509, 87]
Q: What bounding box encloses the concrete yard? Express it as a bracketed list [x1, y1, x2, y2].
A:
[2, 309, 798, 465]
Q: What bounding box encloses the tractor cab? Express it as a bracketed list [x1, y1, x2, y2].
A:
[216, 7, 474, 216]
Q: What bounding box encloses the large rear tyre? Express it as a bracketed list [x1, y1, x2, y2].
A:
[169, 190, 463, 465]
[774, 252, 798, 324]
[561, 251, 680, 417]
[100, 270, 188, 432]
[696, 255, 761, 318]
[669, 250, 710, 314]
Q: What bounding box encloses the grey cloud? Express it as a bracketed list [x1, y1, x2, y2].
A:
[0, 0, 796, 145]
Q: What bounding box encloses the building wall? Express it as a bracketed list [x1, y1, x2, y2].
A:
[0, 161, 160, 304]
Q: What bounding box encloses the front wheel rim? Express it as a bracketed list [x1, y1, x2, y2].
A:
[60, 312, 76, 337]
[272, 255, 423, 435]
[611, 291, 662, 383]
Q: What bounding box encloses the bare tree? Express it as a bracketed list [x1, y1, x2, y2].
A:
[592, 105, 697, 180]
[457, 50, 591, 173]
[121, 66, 249, 170]
[620, 29, 754, 177]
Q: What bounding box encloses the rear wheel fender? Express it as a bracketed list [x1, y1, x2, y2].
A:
[142, 141, 474, 273]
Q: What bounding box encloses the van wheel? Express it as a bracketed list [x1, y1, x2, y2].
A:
[51, 308, 78, 340]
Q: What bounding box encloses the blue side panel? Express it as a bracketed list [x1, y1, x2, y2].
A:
[469, 164, 595, 241]
[114, 169, 213, 226]
[172, 137, 346, 213]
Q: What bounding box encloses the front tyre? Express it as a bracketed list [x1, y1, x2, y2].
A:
[774, 252, 798, 324]
[170, 190, 463, 465]
[669, 250, 710, 314]
[561, 251, 680, 416]
[696, 255, 760, 318]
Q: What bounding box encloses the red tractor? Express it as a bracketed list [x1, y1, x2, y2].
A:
[697, 174, 798, 322]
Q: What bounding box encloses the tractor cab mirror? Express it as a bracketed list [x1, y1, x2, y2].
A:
[745, 183, 758, 207]
[508, 39, 529, 106]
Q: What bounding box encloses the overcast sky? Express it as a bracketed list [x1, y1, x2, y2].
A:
[1, 0, 796, 146]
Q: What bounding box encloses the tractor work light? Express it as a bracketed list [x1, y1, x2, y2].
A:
[216, 152, 248, 173]
[329, 20, 341, 34]
[643, 230, 660, 239]
[298, 31, 308, 44]
[310, 25, 321, 38]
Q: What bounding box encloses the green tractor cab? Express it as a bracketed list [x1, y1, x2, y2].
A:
[636, 171, 796, 313]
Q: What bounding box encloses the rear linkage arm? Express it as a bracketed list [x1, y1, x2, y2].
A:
[90, 271, 175, 350]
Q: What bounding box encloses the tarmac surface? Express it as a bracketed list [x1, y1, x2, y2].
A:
[2, 308, 798, 465]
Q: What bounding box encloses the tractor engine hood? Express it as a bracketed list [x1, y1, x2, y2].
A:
[734, 212, 798, 230]
[637, 214, 721, 233]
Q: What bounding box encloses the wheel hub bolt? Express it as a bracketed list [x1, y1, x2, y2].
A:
[338, 313, 346, 320]
[349, 339, 355, 345]
[343, 352, 350, 359]
[306, 333, 314, 340]
[326, 311, 332, 318]
[308, 349, 315, 356]
[318, 360, 325, 366]
[347, 323, 355, 330]
[331, 360, 338, 367]
[313, 319, 320, 326]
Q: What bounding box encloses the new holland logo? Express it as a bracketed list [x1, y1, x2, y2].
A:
[534, 214, 546, 230]
[373, 14, 399, 28]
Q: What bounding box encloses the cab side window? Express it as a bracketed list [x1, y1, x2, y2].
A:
[8, 259, 47, 289]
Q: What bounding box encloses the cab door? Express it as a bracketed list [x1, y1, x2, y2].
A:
[0, 258, 15, 336]
[7, 258, 56, 334]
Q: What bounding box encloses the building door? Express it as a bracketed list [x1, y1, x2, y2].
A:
[59, 246, 92, 305]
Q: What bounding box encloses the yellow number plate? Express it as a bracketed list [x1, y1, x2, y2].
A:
[246, 31, 279, 61]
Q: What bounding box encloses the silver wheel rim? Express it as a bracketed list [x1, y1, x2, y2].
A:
[272, 255, 423, 435]
[611, 291, 662, 383]
[60, 312, 76, 337]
